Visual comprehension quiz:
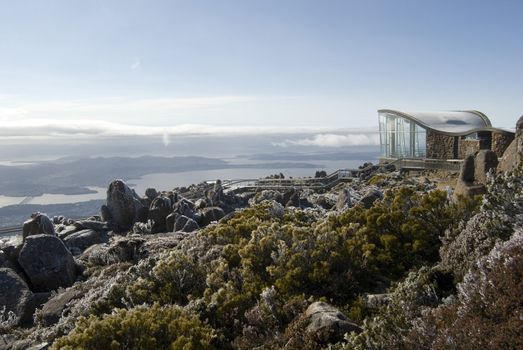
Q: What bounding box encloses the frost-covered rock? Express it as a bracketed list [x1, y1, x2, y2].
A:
[18, 235, 77, 292]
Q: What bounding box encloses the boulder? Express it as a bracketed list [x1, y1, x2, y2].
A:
[251, 190, 284, 205]
[57, 225, 79, 240]
[73, 220, 108, 232]
[18, 235, 77, 292]
[103, 179, 145, 233]
[283, 188, 300, 207]
[474, 150, 498, 185]
[148, 196, 172, 233]
[145, 188, 158, 200]
[166, 212, 177, 232]
[304, 302, 361, 344]
[207, 180, 224, 204]
[455, 154, 486, 199]
[0, 267, 35, 325]
[200, 207, 225, 226]
[63, 229, 109, 255]
[460, 155, 476, 183]
[182, 218, 199, 233]
[22, 219, 39, 242]
[498, 139, 518, 173]
[173, 198, 196, 218]
[174, 215, 199, 233]
[135, 206, 149, 223]
[498, 116, 523, 174]
[0, 250, 16, 270]
[39, 287, 84, 326]
[80, 237, 145, 266]
[359, 189, 383, 209]
[194, 198, 208, 209]
[336, 188, 352, 211]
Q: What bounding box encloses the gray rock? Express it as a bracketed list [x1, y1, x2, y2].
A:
[251, 190, 284, 205]
[498, 139, 517, 173]
[0, 250, 16, 270]
[283, 188, 300, 207]
[103, 179, 145, 233]
[39, 287, 84, 326]
[18, 235, 77, 292]
[173, 198, 195, 218]
[73, 220, 108, 232]
[57, 225, 79, 240]
[148, 196, 172, 233]
[63, 229, 109, 254]
[80, 237, 145, 265]
[166, 212, 177, 232]
[0, 267, 35, 326]
[336, 188, 352, 211]
[174, 215, 199, 233]
[194, 198, 208, 209]
[460, 155, 475, 183]
[200, 207, 225, 226]
[145, 188, 158, 200]
[174, 215, 190, 232]
[474, 150, 498, 185]
[182, 218, 199, 233]
[359, 189, 383, 209]
[305, 302, 361, 343]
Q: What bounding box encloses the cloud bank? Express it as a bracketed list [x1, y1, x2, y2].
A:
[274, 132, 380, 147]
[0, 118, 376, 139]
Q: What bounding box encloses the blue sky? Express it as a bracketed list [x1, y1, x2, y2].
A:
[0, 0, 522, 137]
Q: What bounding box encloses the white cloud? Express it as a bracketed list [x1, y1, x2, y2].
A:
[275, 132, 380, 147]
[131, 58, 141, 70]
[0, 118, 344, 139]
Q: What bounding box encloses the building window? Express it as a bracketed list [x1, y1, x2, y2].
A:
[379, 112, 426, 159]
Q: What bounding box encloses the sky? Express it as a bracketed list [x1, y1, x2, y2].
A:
[0, 0, 522, 141]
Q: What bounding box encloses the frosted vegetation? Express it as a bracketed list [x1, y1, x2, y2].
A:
[5, 163, 522, 349]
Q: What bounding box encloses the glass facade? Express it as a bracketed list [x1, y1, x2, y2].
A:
[379, 112, 427, 158]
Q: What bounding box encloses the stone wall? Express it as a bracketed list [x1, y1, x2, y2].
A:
[459, 139, 481, 159]
[426, 130, 455, 159]
[492, 132, 514, 158]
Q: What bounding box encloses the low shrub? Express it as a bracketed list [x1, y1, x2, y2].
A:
[52, 303, 216, 350]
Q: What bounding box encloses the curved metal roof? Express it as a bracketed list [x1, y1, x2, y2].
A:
[378, 109, 513, 136]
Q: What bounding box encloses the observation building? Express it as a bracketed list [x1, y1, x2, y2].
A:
[378, 110, 514, 168]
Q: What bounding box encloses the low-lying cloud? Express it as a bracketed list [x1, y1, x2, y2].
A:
[0, 118, 351, 139]
[274, 132, 379, 147]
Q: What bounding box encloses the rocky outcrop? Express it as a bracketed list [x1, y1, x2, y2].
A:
[80, 237, 145, 266]
[0, 267, 35, 326]
[18, 235, 77, 292]
[336, 189, 352, 210]
[148, 196, 172, 233]
[102, 180, 145, 233]
[454, 151, 498, 199]
[22, 213, 55, 242]
[63, 229, 109, 255]
[304, 302, 361, 343]
[199, 207, 225, 226]
[174, 215, 199, 233]
[39, 287, 84, 326]
[474, 150, 498, 184]
[286, 188, 302, 208]
[498, 115, 523, 173]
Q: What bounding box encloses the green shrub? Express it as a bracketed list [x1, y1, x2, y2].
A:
[52, 304, 216, 350]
